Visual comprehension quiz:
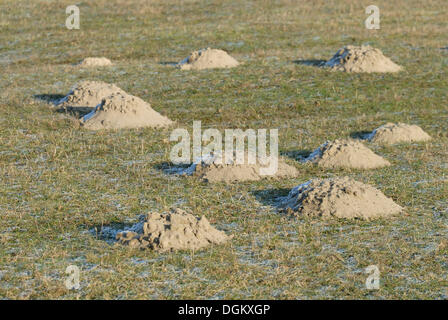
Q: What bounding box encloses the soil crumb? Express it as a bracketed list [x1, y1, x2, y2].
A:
[77, 57, 113, 67]
[304, 139, 390, 169]
[179, 48, 239, 70]
[324, 45, 402, 73]
[116, 208, 232, 251]
[367, 122, 431, 144]
[282, 177, 403, 219]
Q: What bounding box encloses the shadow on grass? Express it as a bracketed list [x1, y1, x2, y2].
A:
[154, 161, 190, 175]
[251, 187, 290, 209]
[33, 93, 65, 104]
[87, 219, 143, 243]
[34, 94, 96, 117]
[280, 149, 312, 161]
[349, 130, 371, 140]
[159, 61, 179, 66]
[292, 59, 326, 67]
[34, 93, 92, 118]
[55, 106, 93, 118]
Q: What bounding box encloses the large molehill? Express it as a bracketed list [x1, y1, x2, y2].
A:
[182, 153, 299, 183]
[116, 208, 232, 252]
[304, 139, 390, 169]
[281, 177, 403, 219]
[57, 81, 125, 114]
[178, 48, 239, 70]
[324, 45, 402, 73]
[367, 123, 431, 144]
[81, 92, 173, 130]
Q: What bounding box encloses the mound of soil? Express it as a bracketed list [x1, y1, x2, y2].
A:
[116, 208, 232, 252]
[179, 48, 239, 70]
[77, 57, 113, 67]
[304, 139, 390, 169]
[183, 153, 299, 183]
[367, 122, 431, 144]
[324, 45, 402, 73]
[57, 81, 125, 114]
[81, 92, 173, 130]
[282, 177, 403, 219]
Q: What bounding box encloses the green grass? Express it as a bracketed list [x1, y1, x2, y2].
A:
[0, 0, 447, 299]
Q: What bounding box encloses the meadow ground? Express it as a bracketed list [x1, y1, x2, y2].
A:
[0, 0, 447, 299]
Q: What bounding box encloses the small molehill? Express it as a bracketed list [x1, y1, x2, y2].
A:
[57, 81, 125, 114]
[183, 153, 299, 183]
[367, 122, 431, 144]
[281, 177, 403, 219]
[116, 208, 232, 252]
[77, 57, 113, 67]
[81, 92, 173, 130]
[304, 139, 390, 169]
[324, 45, 402, 73]
[179, 48, 239, 70]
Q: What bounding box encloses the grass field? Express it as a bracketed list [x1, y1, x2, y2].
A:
[0, 0, 447, 299]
